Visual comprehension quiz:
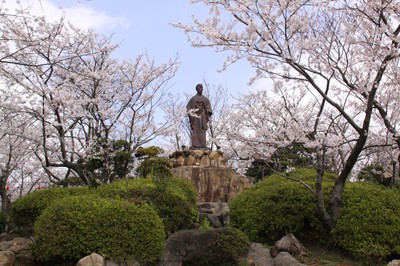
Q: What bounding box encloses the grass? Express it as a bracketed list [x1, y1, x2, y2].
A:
[302, 244, 387, 266]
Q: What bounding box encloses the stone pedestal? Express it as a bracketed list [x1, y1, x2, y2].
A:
[169, 150, 250, 203]
[169, 149, 226, 168]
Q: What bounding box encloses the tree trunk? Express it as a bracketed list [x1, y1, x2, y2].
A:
[0, 179, 8, 213]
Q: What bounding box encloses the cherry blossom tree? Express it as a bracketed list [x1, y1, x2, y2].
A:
[176, 0, 400, 229]
[0, 7, 179, 187]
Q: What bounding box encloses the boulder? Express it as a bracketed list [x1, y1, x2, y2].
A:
[246, 243, 274, 266]
[274, 251, 308, 266]
[0, 236, 34, 266]
[198, 202, 230, 227]
[76, 253, 105, 266]
[270, 234, 310, 259]
[388, 260, 400, 266]
[0, 251, 15, 266]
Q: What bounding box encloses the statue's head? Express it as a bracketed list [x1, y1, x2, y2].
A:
[195, 84, 203, 94]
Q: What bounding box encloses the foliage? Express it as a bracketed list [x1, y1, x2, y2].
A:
[94, 177, 198, 235]
[183, 227, 250, 266]
[230, 169, 324, 243]
[135, 146, 173, 179]
[210, 227, 250, 264]
[356, 164, 393, 187]
[271, 145, 313, 171]
[82, 139, 133, 183]
[332, 183, 400, 259]
[199, 219, 212, 232]
[245, 159, 274, 183]
[10, 187, 71, 229]
[135, 146, 165, 158]
[231, 167, 400, 259]
[246, 145, 313, 182]
[33, 195, 165, 264]
[136, 157, 173, 179]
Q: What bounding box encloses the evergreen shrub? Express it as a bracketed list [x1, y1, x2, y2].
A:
[33, 195, 165, 265]
[168, 227, 250, 266]
[230, 167, 400, 259]
[333, 182, 400, 259]
[94, 177, 198, 235]
[10, 187, 71, 228]
[229, 168, 323, 242]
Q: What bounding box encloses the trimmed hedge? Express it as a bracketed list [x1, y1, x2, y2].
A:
[33, 195, 165, 264]
[10, 187, 71, 229]
[10, 186, 91, 229]
[333, 183, 400, 258]
[94, 177, 198, 235]
[229, 169, 323, 242]
[230, 167, 400, 259]
[167, 227, 250, 266]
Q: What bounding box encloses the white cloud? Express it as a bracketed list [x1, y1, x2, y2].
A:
[2, 0, 130, 31]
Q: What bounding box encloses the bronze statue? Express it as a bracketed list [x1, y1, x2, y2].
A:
[186, 84, 212, 149]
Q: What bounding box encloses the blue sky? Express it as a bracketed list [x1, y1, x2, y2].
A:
[16, 0, 270, 97]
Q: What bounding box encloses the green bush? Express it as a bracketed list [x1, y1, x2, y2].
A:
[229, 168, 323, 242]
[167, 227, 249, 266]
[209, 227, 250, 265]
[230, 167, 400, 259]
[332, 182, 400, 259]
[94, 177, 198, 235]
[33, 195, 165, 265]
[186, 227, 249, 266]
[10, 187, 72, 229]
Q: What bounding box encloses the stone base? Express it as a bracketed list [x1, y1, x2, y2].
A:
[169, 149, 226, 168]
[170, 166, 250, 203]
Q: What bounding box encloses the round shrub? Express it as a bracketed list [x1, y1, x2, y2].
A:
[10, 187, 71, 229]
[332, 182, 400, 259]
[166, 227, 250, 266]
[230, 168, 324, 242]
[209, 227, 250, 264]
[33, 195, 165, 265]
[94, 177, 198, 235]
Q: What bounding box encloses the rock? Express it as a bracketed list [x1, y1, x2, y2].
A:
[170, 149, 226, 168]
[274, 251, 308, 266]
[388, 260, 400, 266]
[76, 253, 105, 266]
[0, 251, 15, 266]
[6, 237, 32, 253]
[186, 155, 197, 166]
[0, 236, 34, 266]
[270, 233, 310, 259]
[15, 249, 34, 266]
[198, 202, 230, 227]
[246, 243, 274, 266]
[170, 166, 250, 202]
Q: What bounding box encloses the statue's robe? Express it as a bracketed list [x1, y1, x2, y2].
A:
[186, 94, 212, 149]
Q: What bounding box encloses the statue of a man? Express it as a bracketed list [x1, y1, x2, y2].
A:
[186, 84, 212, 149]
